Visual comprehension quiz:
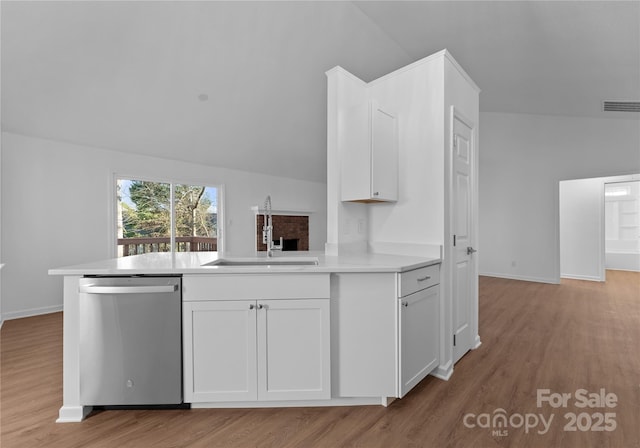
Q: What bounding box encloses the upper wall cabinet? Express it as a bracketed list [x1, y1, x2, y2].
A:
[341, 100, 398, 203]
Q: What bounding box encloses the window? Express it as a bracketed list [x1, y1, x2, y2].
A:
[116, 178, 220, 257]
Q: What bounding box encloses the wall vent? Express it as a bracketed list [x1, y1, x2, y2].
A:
[602, 101, 640, 112]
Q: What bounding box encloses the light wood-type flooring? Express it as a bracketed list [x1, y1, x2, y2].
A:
[1, 271, 639, 447]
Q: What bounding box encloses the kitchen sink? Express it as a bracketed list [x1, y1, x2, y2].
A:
[203, 257, 319, 267]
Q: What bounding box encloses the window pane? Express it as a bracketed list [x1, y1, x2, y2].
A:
[175, 184, 218, 253]
[117, 179, 172, 257]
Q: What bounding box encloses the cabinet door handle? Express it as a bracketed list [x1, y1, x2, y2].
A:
[402, 301, 409, 307]
[249, 304, 255, 310]
[373, 191, 380, 196]
[417, 275, 431, 282]
[257, 304, 264, 310]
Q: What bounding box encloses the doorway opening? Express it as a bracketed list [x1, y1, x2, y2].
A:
[559, 174, 640, 282]
[604, 180, 640, 271]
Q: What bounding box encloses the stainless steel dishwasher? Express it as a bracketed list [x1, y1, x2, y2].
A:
[78, 276, 182, 406]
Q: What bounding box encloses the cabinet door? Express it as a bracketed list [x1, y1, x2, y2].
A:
[341, 101, 398, 203]
[399, 285, 439, 397]
[370, 103, 398, 202]
[341, 102, 371, 202]
[257, 299, 330, 401]
[183, 301, 257, 402]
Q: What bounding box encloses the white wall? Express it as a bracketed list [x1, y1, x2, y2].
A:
[0, 133, 3, 326]
[0, 3, 3, 326]
[367, 56, 446, 250]
[0, 131, 2, 327]
[0, 133, 3, 325]
[1, 132, 327, 319]
[480, 112, 640, 283]
[326, 53, 453, 257]
[559, 178, 605, 281]
[325, 67, 369, 255]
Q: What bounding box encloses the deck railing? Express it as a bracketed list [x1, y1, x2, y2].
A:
[117, 236, 217, 256]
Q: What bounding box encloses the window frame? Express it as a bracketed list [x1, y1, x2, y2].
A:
[109, 172, 225, 258]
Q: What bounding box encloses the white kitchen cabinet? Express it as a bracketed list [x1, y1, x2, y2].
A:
[398, 264, 441, 397]
[333, 265, 440, 400]
[183, 300, 258, 402]
[257, 299, 330, 401]
[399, 285, 440, 397]
[341, 100, 398, 203]
[182, 274, 331, 403]
[332, 273, 398, 398]
[327, 50, 480, 376]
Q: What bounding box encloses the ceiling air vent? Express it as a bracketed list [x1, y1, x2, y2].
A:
[602, 101, 640, 112]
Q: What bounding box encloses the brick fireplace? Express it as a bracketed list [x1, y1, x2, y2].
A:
[256, 215, 309, 252]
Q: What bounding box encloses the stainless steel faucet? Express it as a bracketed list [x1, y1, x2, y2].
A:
[262, 195, 283, 257]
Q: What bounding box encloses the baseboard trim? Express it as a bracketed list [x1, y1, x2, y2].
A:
[605, 267, 640, 273]
[57, 405, 93, 423]
[3, 304, 63, 321]
[432, 361, 453, 381]
[479, 272, 559, 285]
[191, 396, 384, 409]
[560, 274, 603, 282]
[473, 335, 482, 350]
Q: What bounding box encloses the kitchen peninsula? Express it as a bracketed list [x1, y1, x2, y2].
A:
[51, 48, 479, 424]
[50, 251, 441, 422]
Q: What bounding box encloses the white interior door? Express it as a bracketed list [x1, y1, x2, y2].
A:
[451, 113, 476, 364]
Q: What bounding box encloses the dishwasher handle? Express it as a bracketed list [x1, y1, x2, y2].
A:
[79, 284, 179, 295]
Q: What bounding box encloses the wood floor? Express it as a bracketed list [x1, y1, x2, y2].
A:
[1, 271, 639, 447]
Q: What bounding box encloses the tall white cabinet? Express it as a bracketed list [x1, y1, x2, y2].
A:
[326, 49, 480, 379]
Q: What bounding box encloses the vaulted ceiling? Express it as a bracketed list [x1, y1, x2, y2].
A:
[2, 1, 638, 183]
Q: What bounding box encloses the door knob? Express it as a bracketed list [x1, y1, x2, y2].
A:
[467, 246, 477, 255]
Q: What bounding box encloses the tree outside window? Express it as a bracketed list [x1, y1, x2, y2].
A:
[116, 179, 219, 257]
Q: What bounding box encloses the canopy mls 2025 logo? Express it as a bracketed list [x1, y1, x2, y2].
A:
[463, 388, 618, 437]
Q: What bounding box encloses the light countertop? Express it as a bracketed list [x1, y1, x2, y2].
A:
[48, 251, 440, 276]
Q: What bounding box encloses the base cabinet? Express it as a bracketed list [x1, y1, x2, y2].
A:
[332, 273, 398, 398]
[333, 265, 441, 400]
[183, 298, 330, 403]
[183, 300, 257, 402]
[399, 285, 440, 397]
[398, 264, 441, 397]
